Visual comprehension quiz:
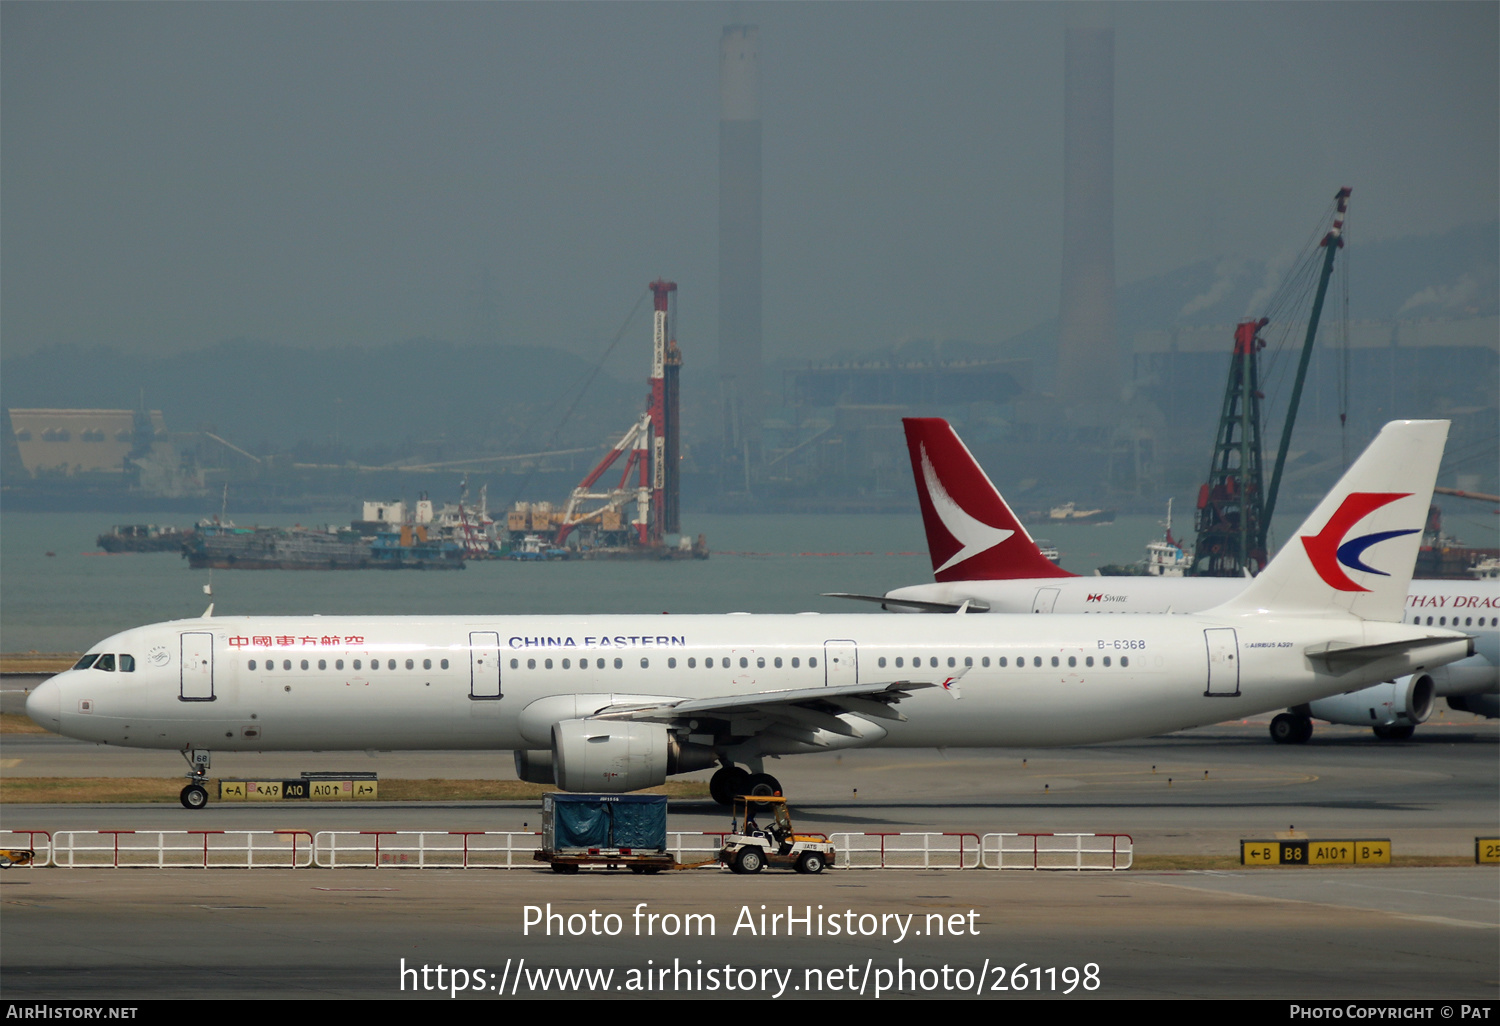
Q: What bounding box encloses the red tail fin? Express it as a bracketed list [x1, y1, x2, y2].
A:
[903, 418, 1076, 581]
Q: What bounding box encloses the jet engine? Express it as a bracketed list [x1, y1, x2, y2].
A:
[513, 749, 556, 785]
[1308, 673, 1436, 731]
[546, 719, 711, 792]
[1446, 693, 1499, 719]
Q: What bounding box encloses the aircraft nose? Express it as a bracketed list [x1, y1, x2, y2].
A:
[25, 679, 61, 733]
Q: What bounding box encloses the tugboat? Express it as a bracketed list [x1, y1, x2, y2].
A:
[1097, 500, 1193, 577]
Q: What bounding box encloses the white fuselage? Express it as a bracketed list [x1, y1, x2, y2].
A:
[883, 579, 1500, 697]
[29, 610, 1470, 755]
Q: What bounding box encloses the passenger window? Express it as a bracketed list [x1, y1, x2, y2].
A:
[527, 659, 536, 670]
[809, 658, 817, 668]
[1032, 657, 1041, 668]
[119, 655, 135, 672]
[705, 657, 714, 668]
[1121, 657, 1130, 668]
[283, 659, 291, 671]
[544, 659, 553, 670]
[739, 657, 748, 668]
[72, 654, 99, 670]
[668, 658, 676, 669]
[774, 657, 783, 668]
[301, 659, 309, 670]
[792, 658, 800, 668]
[756, 657, 765, 668]
[1068, 656, 1076, 668]
[388, 659, 396, 670]
[336, 660, 344, 670]
[613, 658, 622, 669]
[998, 657, 1006, 667]
[1103, 656, 1111, 667]
[948, 657, 956, 668]
[95, 654, 115, 672]
[562, 658, 571, 669]
[1051, 656, 1060, 667]
[370, 660, 379, 671]
[510, 659, 519, 669]
[895, 657, 904, 668]
[406, 659, 414, 670]
[1085, 657, 1093, 667]
[878, 657, 887, 668]
[964, 657, 972, 668]
[423, 659, 432, 670]
[248, 659, 257, 670]
[441, 659, 449, 670]
[982, 656, 991, 667]
[319, 660, 327, 670]
[353, 660, 362, 670]
[641, 658, 649, 669]
[688, 657, 697, 668]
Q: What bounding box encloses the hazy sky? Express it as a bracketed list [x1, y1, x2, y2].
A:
[3, 2, 1495, 367]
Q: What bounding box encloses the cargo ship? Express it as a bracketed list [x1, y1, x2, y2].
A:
[96, 524, 195, 553]
[1022, 502, 1116, 526]
[184, 521, 464, 571]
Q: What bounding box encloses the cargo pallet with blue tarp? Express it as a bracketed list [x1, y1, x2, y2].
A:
[535, 793, 678, 874]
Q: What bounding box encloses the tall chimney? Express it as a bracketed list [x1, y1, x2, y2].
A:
[1056, 16, 1119, 412]
[719, 25, 763, 471]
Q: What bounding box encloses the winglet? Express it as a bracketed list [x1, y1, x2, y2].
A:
[903, 418, 1074, 582]
[1209, 420, 1448, 622]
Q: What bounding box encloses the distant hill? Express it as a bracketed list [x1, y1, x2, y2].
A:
[0, 337, 641, 458]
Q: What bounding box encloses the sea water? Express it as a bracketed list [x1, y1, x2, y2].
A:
[4, 507, 1493, 653]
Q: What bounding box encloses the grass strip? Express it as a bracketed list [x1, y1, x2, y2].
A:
[0, 714, 51, 735]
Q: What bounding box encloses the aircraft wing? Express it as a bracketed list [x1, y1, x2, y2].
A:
[588, 680, 939, 745]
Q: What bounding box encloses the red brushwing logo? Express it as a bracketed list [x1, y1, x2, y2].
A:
[1299, 492, 1418, 592]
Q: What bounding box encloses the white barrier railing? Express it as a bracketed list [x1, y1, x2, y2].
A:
[980, 832, 1133, 870]
[313, 831, 540, 868]
[32, 828, 1129, 870]
[51, 830, 315, 868]
[831, 832, 983, 870]
[1, 830, 52, 868]
[312, 831, 729, 868]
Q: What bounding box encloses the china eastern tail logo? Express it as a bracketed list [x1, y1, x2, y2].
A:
[1300, 492, 1419, 592]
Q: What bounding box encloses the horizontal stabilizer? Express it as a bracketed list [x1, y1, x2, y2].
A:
[1307, 634, 1474, 672]
[822, 592, 990, 614]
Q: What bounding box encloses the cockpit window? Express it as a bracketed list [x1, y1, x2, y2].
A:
[73, 654, 100, 670]
[94, 653, 116, 672]
[119, 654, 136, 672]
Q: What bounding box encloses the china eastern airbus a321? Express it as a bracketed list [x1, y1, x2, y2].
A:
[828, 417, 1498, 744]
[28, 420, 1471, 808]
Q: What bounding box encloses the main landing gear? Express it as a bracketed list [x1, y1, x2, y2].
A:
[1269, 713, 1314, 745]
[179, 748, 211, 809]
[708, 764, 782, 806]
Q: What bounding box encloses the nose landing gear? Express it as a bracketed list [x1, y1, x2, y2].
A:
[179, 748, 211, 809]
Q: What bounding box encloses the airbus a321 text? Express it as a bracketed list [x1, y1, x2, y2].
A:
[27, 421, 1472, 807]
